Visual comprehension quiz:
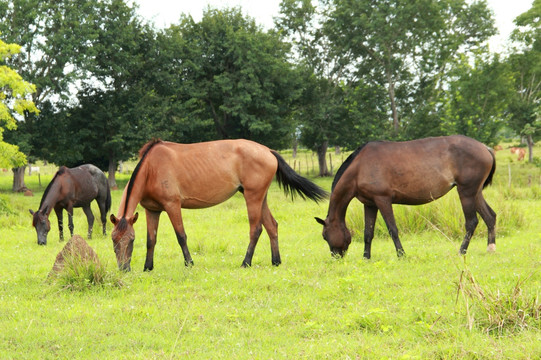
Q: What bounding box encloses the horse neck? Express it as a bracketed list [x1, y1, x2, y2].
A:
[40, 179, 64, 214]
[327, 185, 355, 224]
[117, 165, 147, 218]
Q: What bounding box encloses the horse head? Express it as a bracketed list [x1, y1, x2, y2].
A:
[110, 213, 139, 271]
[315, 216, 351, 257]
[29, 207, 51, 245]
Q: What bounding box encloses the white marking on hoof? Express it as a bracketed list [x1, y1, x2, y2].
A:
[487, 243, 496, 252]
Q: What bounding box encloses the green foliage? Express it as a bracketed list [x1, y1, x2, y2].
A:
[165, 8, 300, 149]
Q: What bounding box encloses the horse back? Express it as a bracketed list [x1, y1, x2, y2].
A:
[340, 135, 493, 205]
[141, 140, 277, 209]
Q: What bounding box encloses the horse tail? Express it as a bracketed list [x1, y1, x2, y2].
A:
[271, 151, 329, 203]
[483, 147, 496, 189]
[105, 182, 112, 213]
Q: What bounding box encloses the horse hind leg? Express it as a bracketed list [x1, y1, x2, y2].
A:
[82, 205, 95, 239]
[241, 190, 266, 267]
[476, 193, 496, 252]
[97, 198, 108, 235]
[457, 190, 479, 255]
[261, 198, 280, 266]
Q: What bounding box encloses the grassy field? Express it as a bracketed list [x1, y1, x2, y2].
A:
[1, 144, 540, 359]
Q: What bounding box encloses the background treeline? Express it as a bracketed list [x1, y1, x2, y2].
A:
[1, 0, 540, 189]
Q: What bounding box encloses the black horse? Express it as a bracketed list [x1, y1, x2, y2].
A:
[316, 135, 496, 258]
[30, 164, 111, 245]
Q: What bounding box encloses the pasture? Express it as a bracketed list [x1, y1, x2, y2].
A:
[1, 145, 540, 359]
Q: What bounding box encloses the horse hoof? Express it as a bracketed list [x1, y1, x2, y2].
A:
[487, 244, 496, 253]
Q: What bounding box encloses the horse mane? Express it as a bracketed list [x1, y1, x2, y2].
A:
[39, 166, 68, 209]
[331, 144, 369, 192]
[123, 139, 164, 215]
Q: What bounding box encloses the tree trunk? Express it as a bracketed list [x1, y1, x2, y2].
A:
[317, 141, 330, 177]
[527, 134, 534, 162]
[12, 167, 26, 192]
[292, 138, 298, 158]
[108, 158, 118, 190]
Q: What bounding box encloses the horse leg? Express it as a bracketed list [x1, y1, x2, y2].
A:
[363, 204, 378, 259]
[144, 210, 161, 271]
[82, 205, 95, 240]
[374, 197, 405, 257]
[457, 189, 479, 255]
[241, 191, 265, 268]
[67, 207, 75, 238]
[261, 198, 280, 266]
[476, 193, 496, 252]
[165, 206, 193, 266]
[98, 199, 108, 236]
[54, 207, 64, 241]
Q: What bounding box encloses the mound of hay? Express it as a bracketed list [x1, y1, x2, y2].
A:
[49, 235, 100, 277]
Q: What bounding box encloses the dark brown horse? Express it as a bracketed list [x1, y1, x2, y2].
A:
[315, 135, 496, 258]
[110, 139, 328, 271]
[30, 164, 111, 245]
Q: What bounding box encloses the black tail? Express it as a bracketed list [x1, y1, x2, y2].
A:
[483, 148, 496, 189]
[271, 151, 329, 202]
[105, 183, 112, 213]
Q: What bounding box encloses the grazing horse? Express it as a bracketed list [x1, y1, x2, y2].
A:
[30, 164, 111, 245]
[315, 135, 496, 258]
[110, 139, 328, 271]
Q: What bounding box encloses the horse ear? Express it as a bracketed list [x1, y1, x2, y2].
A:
[29, 209, 35, 216]
[131, 212, 139, 224]
[315, 217, 326, 226]
[110, 214, 118, 225]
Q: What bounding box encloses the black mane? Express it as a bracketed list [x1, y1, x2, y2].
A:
[39, 167, 68, 209]
[123, 139, 163, 215]
[331, 144, 369, 192]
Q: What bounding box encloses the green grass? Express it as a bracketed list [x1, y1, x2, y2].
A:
[1, 146, 540, 359]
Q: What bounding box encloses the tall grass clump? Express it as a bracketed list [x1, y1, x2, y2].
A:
[51, 254, 124, 292]
[346, 188, 526, 241]
[456, 264, 541, 336]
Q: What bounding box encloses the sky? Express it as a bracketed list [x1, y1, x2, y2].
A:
[133, 0, 534, 53]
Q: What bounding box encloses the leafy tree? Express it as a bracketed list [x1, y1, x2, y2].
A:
[324, 0, 496, 137]
[165, 7, 300, 149]
[0, 0, 102, 190]
[442, 52, 514, 145]
[275, 0, 354, 176]
[507, 0, 541, 161]
[0, 37, 37, 172]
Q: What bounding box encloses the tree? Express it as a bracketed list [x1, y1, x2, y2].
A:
[325, 0, 496, 137]
[0, 36, 37, 174]
[165, 8, 300, 149]
[275, 0, 354, 176]
[442, 52, 514, 145]
[0, 0, 103, 190]
[506, 0, 541, 161]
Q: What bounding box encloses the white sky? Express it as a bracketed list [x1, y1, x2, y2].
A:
[133, 0, 534, 53]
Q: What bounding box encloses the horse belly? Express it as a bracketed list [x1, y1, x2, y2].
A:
[392, 177, 455, 205]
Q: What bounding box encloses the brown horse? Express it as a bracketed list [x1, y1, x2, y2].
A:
[30, 164, 111, 245]
[110, 139, 328, 271]
[315, 135, 496, 258]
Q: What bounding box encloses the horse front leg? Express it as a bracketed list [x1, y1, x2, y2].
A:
[82, 205, 95, 240]
[54, 207, 64, 242]
[144, 210, 161, 271]
[374, 197, 405, 257]
[67, 207, 75, 239]
[363, 204, 378, 259]
[165, 206, 193, 267]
